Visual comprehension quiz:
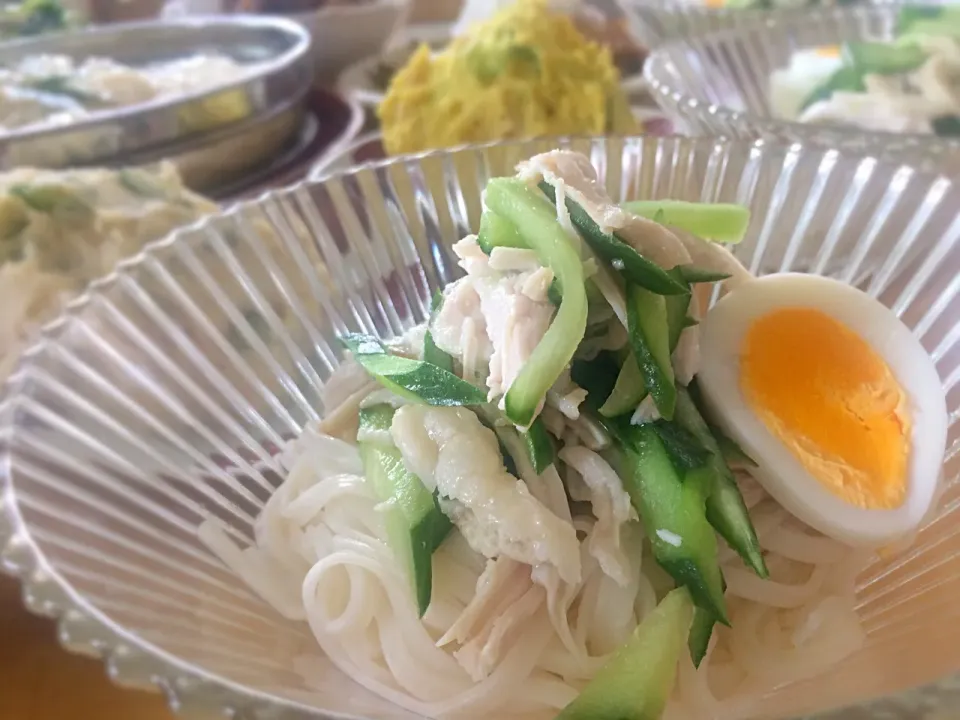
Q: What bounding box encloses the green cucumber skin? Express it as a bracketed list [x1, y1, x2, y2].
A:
[556, 587, 694, 720]
[342, 333, 486, 406]
[844, 41, 927, 75]
[800, 65, 865, 112]
[678, 266, 731, 284]
[358, 407, 451, 616]
[599, 353, 645, 418]
[478, 209, 527, 253]
[688, 604, 716, 668]
[622, 424, 728, 624]
[524, 417, 556, 474]
[674, 388, 768, 579]
[627, 284, 677, 421]
[664, 268, 691, 353]
[485, 179, 588, 428]
[621, 200, 751, 245]
[650, 420, 711, 474]
[538, 182, 687, 296]
[897, 6, 960, 35]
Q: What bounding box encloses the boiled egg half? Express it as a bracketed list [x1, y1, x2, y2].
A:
[698, 273, 947, 547]
[769, 46, 843, 120]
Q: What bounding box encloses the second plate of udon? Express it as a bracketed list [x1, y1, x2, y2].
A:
[0, 136, 958, 720]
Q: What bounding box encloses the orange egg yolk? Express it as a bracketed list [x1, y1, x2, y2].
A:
[740, 308, 910, 510]
[815, 45, 841, 58]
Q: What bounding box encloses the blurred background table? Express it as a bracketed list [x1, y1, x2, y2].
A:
[0, 576, 185, 720]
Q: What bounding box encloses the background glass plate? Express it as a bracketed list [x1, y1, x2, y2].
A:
[642, 6, 960, 171]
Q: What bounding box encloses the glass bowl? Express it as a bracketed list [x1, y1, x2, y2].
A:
[642, 6, 960, 171]
[1, 135, 959, 720]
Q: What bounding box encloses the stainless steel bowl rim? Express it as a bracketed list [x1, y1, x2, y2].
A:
[0, 15, 312, 143]
[0, 15, 313, 170]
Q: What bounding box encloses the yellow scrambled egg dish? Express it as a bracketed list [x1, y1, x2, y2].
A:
[379, 0, 639, 155]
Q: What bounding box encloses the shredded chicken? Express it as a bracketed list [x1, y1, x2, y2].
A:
[475, 269, 555, 399]
[518, 150, 691, 268]
[455, 583, 545, 681]
[547, 368, 588, 420]
[558, 446, 637, 587]
[439, 557, 545, 681]
[488, 247, 542, 273]
[630, 395, 661, 425]
[431, 275, 493, 363]
[391, 405, 582, 584]
[438, 558, 531, 646]
[432, 236, 556, 401]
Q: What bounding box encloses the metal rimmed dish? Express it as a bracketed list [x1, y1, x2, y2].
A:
[0, 135, 959, 720]
[0, 14, 313, 169]
[642, 5, 960, 171]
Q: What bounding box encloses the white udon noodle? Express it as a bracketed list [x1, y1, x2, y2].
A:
[199, 363, 870, 720]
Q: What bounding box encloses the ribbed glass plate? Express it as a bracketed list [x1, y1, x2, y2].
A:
[1, 136, 959, 720]
[641, 6, 960, 171]
[618, 0, 915, 47]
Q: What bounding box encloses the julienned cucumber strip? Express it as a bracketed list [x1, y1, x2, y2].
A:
[688, 571, 727, 668]
[358, 406, 452, 616]
[599, 353, 645, 418]
[621, 200, 750, 245]
[571, 351, 621, 410]
[477, 403, 556, 476]
[342, 333, 486, 406]
[664, 268, 691, 353]
[651, 420, 711, 474]
[897, 5, 960, 34]
[556, 587, 694, 720]
[801, 65, 865, 112]
[485, 178, 588, 428]
[843, 41, 927, 76]
[538, 182, 686, 296]
[524, 418, 555, 474]
[627, 284, 677, 420]
[423, 291, 454, 373]
[674, 387, 768, 579]
[715, 429, 757, 468]
[621, 424, 728, 623]
[478, 209, 527, 254]
[933, 115, 960, 137]
[688, 605, 716, 669]
[679, 265, 731, 284]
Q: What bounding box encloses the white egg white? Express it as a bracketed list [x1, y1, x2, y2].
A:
[697, 273, 948, 547]
[769, 48, 844, 120]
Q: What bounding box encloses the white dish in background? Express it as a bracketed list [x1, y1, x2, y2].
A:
[287, 0, 412, 80]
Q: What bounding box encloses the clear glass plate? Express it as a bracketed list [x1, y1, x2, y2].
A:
[617, 0, 917, 47]
[641, 5, 960, 171]
[1, 136, 958, 720]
